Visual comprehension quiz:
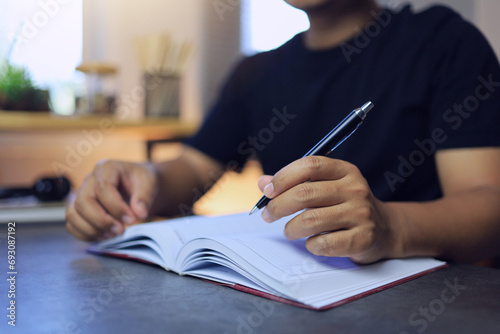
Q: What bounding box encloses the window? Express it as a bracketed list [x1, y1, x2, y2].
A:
[241, 0, 310, 55]
[1, 0, 83, 114]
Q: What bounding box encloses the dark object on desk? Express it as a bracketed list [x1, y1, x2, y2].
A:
[0, 176, 71, 202]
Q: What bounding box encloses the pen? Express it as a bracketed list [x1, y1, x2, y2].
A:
[249, 101, 374, 215]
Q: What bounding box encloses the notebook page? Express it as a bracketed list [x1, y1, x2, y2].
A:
[211, 232, 358, 283]
[166, 212, 286, 244]
[95, 221, 185, 268]
[94, 212, 287, 271]
[239, 235, 358, 275]
[209, 233, 445, 304]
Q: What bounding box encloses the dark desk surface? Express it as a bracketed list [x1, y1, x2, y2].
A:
[1, 222, 499, 334]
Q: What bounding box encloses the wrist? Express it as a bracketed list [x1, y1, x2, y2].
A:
[383, 201, 445, 260]
[379, 201, 408, 259]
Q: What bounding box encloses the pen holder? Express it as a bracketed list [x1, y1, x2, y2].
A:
[144, 73, 180, 118]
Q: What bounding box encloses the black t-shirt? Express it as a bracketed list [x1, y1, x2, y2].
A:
[186, 5, 500, 202]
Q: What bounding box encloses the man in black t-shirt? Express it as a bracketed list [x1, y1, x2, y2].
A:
[67, 0, 500, 264]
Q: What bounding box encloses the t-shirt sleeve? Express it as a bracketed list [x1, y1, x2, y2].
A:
[184, 57, 254, 171]
[427, 12, 500, 149]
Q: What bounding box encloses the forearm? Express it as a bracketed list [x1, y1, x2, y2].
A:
[388, 186, 500, 262]
[149, 148, 224, 217]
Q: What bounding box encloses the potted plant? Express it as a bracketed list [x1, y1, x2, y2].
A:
[0, 63, 50, 111]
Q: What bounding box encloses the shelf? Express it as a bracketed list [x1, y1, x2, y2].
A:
[0, 111, 199, 141]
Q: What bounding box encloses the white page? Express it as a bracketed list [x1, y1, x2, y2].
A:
[166, 212, 286, 243]
[94, 212, 286, 269]
[190, 233, 445, 307]
[94, 221, 185, 268]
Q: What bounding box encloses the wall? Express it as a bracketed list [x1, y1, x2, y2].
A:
[377, 0, 499, 57]
[474, 0, 500, 58]
[82, 0, 242, 121]
[377, 0, 474, 20]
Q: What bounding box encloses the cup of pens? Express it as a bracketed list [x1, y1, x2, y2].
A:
[134, 33, 193, 118]
[144, 73, 180, 118]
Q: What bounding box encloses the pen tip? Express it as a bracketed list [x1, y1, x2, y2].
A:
[249, 206, 258, 215]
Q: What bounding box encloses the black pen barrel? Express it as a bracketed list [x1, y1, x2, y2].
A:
[304, 111, 362, 157]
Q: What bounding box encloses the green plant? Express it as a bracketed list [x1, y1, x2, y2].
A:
[0, 63, 49, 111]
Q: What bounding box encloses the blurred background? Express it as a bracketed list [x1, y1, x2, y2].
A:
[0, 0, 499, 215]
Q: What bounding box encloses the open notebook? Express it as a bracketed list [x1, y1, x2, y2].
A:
[89, 212, 446, 310]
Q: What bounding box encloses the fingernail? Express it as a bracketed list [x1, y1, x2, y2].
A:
[262, 208, 272, 223]
[137, 201, 148, 219]
[111, 224, 122, 235]
[263, 182, 274, 198]
[122, 215, 134, 226]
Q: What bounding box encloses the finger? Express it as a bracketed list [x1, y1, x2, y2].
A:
[258, 175, 273, 193]
[263, 156, 354, 199]
[66, 203, 115, 241]
[73, 191, 124, 235]
[93, 164, 137, 225]
[262, 180, 349, 222]
[305, 229, 363, 258]
[283, 205, 357, 240]
[66, 215, 103, 241]
[128, 165, 157, 220]
[66, 220, 93, 241]
[74, 176, 124, 231]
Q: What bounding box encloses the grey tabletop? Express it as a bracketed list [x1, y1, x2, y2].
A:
[1, 222, 499, 334]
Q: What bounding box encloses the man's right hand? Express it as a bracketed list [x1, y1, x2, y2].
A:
[66, 160, 158, 241]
